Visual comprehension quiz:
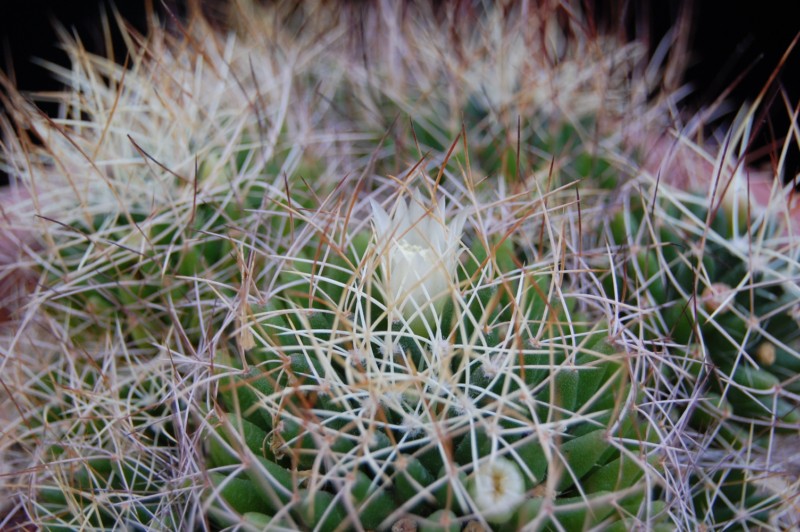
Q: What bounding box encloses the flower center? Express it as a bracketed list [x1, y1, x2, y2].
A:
[396, 239, 428, 255]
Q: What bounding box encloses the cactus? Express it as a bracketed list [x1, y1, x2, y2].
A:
[603, 116, 800, 528]
[206, 182, 663, 529]
[0, 1, 797, 530]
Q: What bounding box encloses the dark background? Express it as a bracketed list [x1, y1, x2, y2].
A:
[1, 0, 798, 184]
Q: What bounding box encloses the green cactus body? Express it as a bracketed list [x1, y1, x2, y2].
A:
[293, 488, 347, 532]
[11, 3, 797, 531]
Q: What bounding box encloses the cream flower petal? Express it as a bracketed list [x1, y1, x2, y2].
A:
[370, 199, 393, 237]
[371, 192, 464, 329]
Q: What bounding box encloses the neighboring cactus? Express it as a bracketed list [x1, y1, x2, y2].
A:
[603, 122, 800, 528]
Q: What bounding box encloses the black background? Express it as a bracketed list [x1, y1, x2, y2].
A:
[1, 0, 798, 183]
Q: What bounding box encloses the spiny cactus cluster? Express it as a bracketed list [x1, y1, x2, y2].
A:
[206, 179, 664, 530]
[602, 147, 800, 528]
[0, 1, 797, 531]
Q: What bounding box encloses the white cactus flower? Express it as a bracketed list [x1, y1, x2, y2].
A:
[469, 457, 526, 524]
[370, 192, 465, 330]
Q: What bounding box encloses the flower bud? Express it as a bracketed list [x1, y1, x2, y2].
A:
[371, 192, 465, 331]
